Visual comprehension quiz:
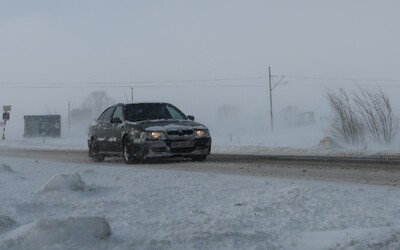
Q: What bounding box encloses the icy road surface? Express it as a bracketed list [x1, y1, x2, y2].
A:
[1, 156, 400, 249]
[1, 147, 400, 186]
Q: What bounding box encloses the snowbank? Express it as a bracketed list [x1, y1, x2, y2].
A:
[0, 216, 15, 234]
[0, 217, 111, 250]
[0, 164, 16, 173]
[213, 136, 400, 158]
[298, 227, 400, 250]
[311, 136, 342, 151]
[37, 173, 90, 192]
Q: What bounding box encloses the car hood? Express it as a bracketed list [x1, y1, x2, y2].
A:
[127, 120, 207, 131]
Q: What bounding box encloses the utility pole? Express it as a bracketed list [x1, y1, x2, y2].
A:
[1, 123, 4, 140]
[268, 67, 287, 131]
[131, 87, 134, 102]
[269, 67, 273, 131]
[68, 101, 71, 131]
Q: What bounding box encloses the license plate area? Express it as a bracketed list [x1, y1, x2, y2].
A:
[170, 140, 195, 148]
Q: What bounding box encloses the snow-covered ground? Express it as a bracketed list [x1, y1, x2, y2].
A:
[1, 156, 400, 249]
[1, 133, 400, 249]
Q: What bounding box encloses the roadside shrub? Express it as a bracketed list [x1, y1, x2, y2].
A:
[327, 88, 399, 146]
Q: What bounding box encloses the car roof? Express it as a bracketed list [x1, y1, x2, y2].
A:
[117, 102, 172, 106]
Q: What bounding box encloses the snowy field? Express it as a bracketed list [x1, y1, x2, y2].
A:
[1, 156, 400, 249]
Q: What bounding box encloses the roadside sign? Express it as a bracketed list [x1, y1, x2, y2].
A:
[24, 115, 61, 138]
[3, 112, 10, 121]
[3, 105, 11, 112]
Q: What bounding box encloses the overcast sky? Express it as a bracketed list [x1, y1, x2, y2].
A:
[1, 1, 399, 81]
[1, 1, 400, 139]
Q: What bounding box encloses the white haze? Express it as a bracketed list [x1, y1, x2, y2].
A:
[1, 1, 400, 151]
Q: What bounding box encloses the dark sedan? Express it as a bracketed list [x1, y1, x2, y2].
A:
[88, 102, 212, 163]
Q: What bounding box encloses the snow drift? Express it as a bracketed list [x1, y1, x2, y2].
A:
[0, 164, 16, 173]
[0, 216, 15, 234]
[37, 173, 90, 192]
[0, 217, 111, 249]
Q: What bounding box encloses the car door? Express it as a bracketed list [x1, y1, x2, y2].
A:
[96, 106, 116, 151]
[107, 105, 125, 152]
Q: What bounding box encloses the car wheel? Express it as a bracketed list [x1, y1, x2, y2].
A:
[90, 139, 105, 162]
[191, 155, 207, 162]
[123, 138, 137, 164]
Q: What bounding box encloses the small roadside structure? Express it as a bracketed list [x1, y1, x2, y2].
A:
[24, 115, 61, 138]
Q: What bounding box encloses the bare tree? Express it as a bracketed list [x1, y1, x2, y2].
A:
[353, 88, 399, 144]
[82, 91, 115, 118]
[327, 89, 364, 145]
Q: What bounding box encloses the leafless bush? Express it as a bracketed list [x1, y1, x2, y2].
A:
[327, 88, 399, 145]
[353, 88, 399, 144]
[327, 89, 364, 145]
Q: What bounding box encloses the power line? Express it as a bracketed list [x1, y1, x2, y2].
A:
[284, 75, 400, 83]
[0, 84, 266, 89]
[1, 74, 400, 89]
[0, 76, 268, 88]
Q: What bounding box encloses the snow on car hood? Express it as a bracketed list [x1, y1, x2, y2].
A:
[127, 120, 207, 132]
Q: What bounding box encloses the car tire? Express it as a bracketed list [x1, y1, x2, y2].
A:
[123, 138, 138, 164]
[89, 139, 105, 162]
[191, 155, 207, 162]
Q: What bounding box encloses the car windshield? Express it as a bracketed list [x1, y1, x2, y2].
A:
[125, 103, 187, 122]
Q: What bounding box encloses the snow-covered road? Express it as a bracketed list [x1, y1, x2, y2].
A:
[1, 147, 400, 186]
[1, 156, 400, 249]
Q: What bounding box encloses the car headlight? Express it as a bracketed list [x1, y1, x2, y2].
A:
[130, 130, 143, 139]
[147, 131, 166, 140]
[194, 129, 208, 138]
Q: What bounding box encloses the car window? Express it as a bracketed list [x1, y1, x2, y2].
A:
[125, 103, 188, 122]
[166, 106, 186, 120]
[100, 106, 115, 122]
[126, 105, 145, 121]
[112, 106, 124, 121]
[125, 104, 167, 121]
[97, 109, 107, 122]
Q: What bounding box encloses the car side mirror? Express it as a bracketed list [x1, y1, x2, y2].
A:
[187, 115, 195, 121]
[111, 117, 122, 123]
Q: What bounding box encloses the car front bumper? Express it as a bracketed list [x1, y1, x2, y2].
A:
[135, 137, 212, 159]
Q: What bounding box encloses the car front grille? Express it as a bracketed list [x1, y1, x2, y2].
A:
[170, 147, 195, 154]
[167, 130, 193, 136]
